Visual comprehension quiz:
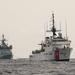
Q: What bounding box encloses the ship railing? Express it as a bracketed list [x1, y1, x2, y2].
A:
[53, 47, 72, 51]
[0, 45, 12, 49]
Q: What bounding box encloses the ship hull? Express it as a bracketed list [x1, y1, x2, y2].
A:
[29, 49, 72, 61]
[0, 54, 13, 59]
[55, 59, 69, 61]
[0, 49, 13, 59]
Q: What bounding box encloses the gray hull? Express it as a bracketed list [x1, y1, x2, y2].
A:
[0, 54, 13, 59]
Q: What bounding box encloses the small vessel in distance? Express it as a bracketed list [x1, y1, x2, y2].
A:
[29, 13, 72, 61]
[0, 34, 13, 59]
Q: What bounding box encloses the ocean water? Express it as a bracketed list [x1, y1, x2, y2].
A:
[0, 59, 75, 75]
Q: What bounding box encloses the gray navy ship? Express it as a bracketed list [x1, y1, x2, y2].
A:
[0, 34, 13, 59]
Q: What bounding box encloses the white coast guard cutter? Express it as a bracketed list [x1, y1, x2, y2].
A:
[29, 13, 72, 61]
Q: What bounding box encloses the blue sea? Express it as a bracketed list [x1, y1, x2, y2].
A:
[0, 59, 75, 75]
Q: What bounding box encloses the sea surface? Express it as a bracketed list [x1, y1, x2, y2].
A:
[0, 59, 75, 75]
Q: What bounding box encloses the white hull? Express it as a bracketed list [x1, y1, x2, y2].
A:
[30, 49, 72, 61]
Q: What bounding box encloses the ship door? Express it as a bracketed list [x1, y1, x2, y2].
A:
[55, 50, 59, 61]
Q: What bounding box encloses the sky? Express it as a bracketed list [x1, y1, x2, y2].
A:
[0, 0, 75, 59]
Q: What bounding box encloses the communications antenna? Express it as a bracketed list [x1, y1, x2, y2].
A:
[65, 20, 68, 39]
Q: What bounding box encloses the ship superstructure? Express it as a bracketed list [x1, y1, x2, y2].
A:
[0, 34, 13, 59]
[29, 13, 72, 61]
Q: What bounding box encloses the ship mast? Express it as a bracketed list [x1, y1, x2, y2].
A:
[51, 13, 56, 37]
[2, 34, 6, 45]
[46, 13, 61, 38]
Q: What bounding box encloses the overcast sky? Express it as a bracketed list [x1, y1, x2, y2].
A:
[0, 0, 75, 59]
